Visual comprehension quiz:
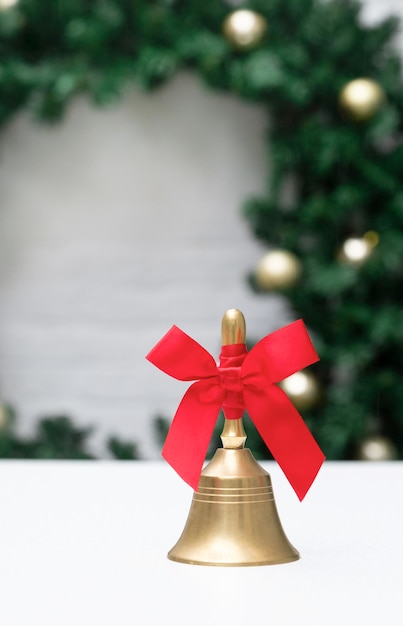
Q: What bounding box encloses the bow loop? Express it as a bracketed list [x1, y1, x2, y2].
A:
[241, 319, 320, 383]
[146, 319, 325, 500]
[146, 325, 218, 381]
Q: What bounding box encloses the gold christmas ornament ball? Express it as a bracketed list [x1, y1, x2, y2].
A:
[339, 78, 385, 122]
[356, 435, 398, 461]
[338, 231, 379, 266]
[0, 0, 19, 8]
[0, 405, 10, 430]
[223, 10, 268, 49]
[279, 370, 321, 411]
[254, 249, 302, 290]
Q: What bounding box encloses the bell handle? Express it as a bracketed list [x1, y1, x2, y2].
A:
[220, 309, 247, 449]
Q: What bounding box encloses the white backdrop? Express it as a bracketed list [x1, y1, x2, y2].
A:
[0, 0, 401, 458]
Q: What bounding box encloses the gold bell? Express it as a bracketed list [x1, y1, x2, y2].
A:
[168, 309, 299, 567]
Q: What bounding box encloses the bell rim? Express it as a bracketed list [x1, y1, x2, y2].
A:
[167, 553, 300, 567]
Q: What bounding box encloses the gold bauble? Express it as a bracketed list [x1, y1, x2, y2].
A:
[0, 405, 10, 430]
[279, 370, 321, 411]
[356, 435, 398, 461]
[338, 231, 379, 266]
[223, 10, 268, 49]
[0, 0, 19, 8]
[339, 78, 385, 122]
[254, 249, 302, 290]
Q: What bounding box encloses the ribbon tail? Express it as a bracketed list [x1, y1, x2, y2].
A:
[162, 380, 223, 491]
[246, 386, 325, 501]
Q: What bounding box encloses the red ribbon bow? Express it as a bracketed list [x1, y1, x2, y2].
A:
[146, 319, 325, 500]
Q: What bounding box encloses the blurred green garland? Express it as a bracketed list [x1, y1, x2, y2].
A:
[0, 0, 402, 460]
[0, 405, 140, 459]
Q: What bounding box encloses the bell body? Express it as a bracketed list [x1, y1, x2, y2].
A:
[168, 448, 299, 566]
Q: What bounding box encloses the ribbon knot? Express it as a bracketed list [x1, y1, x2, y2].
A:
[218, 365, 243, 406]
[218, 365, 242, 390]
[146, 319, 325, 500]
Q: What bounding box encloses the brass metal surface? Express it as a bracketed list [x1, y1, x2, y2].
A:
[167, 309, 300, 567]
[220, 417, 246, 449]
[168, 449, 299, 566]
[221, 308, 246, 345]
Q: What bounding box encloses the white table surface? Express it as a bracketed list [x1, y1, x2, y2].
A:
[0, 460, 401, 626]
